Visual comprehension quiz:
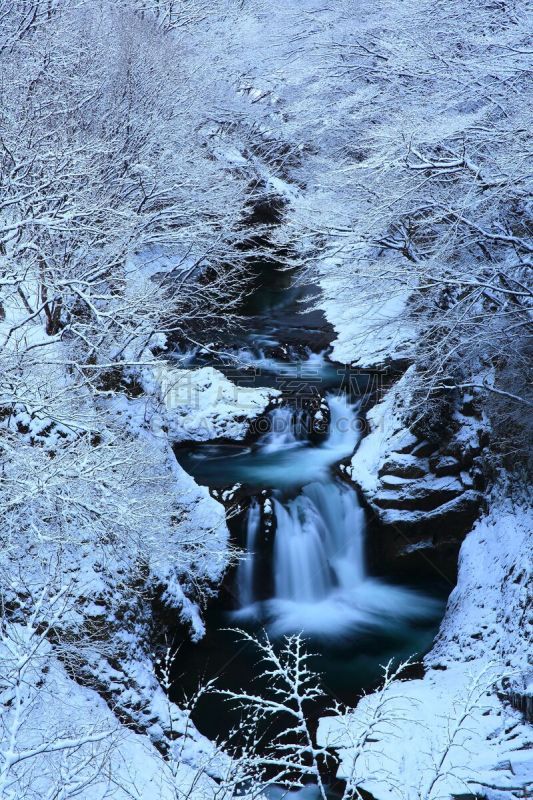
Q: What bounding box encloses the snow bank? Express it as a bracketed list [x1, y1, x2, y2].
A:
[319, 264, 415, 368]
[348, 368, 418, 496]
[105, 387, 231, 635]
[429, 501, 532, 679]
[318, 502, 533, 800]
[0, 632, 222, 800]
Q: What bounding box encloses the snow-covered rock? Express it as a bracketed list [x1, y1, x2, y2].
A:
[158, 364, 279, 442]
[319, 262, 415, 368]
[348, 368, 486, 576]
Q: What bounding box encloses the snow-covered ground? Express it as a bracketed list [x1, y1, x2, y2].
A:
[319, 265, 415, 369]
[0, 634, 224, 800]
[318, 501, 532, 800]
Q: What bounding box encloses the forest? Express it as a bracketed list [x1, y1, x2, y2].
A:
[0, 1, 531, 799]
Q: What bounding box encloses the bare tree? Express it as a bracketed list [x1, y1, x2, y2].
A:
[247, 0, 532, 435]
[216, 629, 330, 799]
[0, 571, 119, 800]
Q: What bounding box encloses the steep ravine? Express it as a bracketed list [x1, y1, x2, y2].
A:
[88, 257, 530, 800]
[160, 255, 460, 744]
[154, 203, 530, 795]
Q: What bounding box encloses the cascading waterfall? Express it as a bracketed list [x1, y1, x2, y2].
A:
[232, 346, 341, 386]
[234, 397, 439, 639]
[272, 481, 365, 603]
[238, 500, 261, 606]
[257, 405, 307, 453]
[168, 253, 448, 738]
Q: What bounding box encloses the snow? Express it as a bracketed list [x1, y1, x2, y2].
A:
[429, 500, 532, 677]
[158, 364, 279, 442]
[0, 283, 240, 791]
[126, 245, 184, 288]
[0, 633, 223, 800]
[320, 267, 415, 367]
[104, 388, 231, 630]
[349, 368, 418, 496]
[318, 501, 533, 800]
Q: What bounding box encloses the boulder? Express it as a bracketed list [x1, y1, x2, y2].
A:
[377, 489, 482, 536]
[411, 440, 438, 457]
[378, 453, 428, 479]
[373, 476, 464, 512]
[379, 474, 415, 489]
[429, 455, 462, 476]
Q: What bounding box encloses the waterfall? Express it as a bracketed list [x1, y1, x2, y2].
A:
[236, 476, 377, 635]
[323, 393, 361, 458]
[273, 481, 365, 603]
[257, 406, 307, 453]
[272, 494, 331, 602]
[237, 500, 261, 606]
[232, 397, 439, 638]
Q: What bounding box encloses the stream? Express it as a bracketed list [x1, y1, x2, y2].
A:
[170, 260, 447, 743]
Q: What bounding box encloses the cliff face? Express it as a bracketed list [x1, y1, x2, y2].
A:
[346, 367, 487, 580]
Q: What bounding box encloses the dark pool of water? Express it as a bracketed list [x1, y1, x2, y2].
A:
[169, 588, 446, 743]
